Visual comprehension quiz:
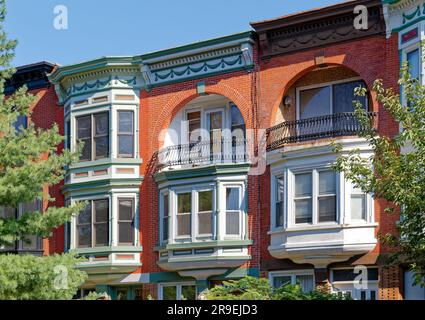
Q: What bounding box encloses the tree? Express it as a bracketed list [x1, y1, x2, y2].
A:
[0, 0, 86, 299]
[205, 277, 351, 300]
[333, 56, 425, 287]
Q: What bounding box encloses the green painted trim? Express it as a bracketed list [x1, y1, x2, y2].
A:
[209, 267, 260, 280]
[156, 239, 253, 251]
[148, 65, 254, 89]
[72, 246, 143, 256]
[154, 163, 251, 183]
[149, 271, 194, 283]
[49, 56, 142, 82]
[69, 157, 143, 170]
[140, 31, 255, 61]
[392, 16, 425, 34]
[62, 177, 144, 194]
[164, 255, 251, 263]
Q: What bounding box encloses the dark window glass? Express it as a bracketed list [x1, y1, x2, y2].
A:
[14, 115, 28, 132]
[94, 199, 109, 246]
[333, 81, 367, 113]
[181, 285, 196, 300]
[162, 194, 169, 241]
[94, 113, 109, 159]
[118, 199, 134, 245]
[333, 268, 379, 282]
[118, 111, 134, 158]
[198, 191, 213, 235]
[407, 49, 420, 80]
[77, 202, 92, 248]
[76, 116, 92, 161]
[177, 193, 191, 237]
[226, 188, 240, 235]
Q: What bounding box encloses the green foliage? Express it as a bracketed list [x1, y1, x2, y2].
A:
[83, 291, 109, 300]
[0, 252, 87, 300]
[0, 0, 86, 299]
[333, 52, 425, 287]
[205, 276, 351, 300]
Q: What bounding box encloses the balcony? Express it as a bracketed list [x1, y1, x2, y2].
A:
[157, 138, 249, 170]
[266, 112, 378, 151]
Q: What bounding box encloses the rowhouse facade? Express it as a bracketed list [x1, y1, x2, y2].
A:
[2, 0, 424, 300]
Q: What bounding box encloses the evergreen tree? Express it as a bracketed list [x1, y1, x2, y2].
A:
[0, 0, 86, 299]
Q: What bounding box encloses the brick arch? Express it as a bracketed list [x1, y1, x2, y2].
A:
[150, 80, 253, 151]
[268, 53, 380, 128]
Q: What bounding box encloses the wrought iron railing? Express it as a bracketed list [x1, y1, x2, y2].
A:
[157, 138, 249, 169]
[266, 112, 378, 151]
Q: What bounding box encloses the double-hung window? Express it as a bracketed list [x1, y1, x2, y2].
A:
[225, 187, 241, 236]
[161, 193, 170, 242]
[118, 198, 134, 245]
[117, 111, 134, 158]
[350, 184, 367, 221]
[76, 199, 109, 248]
[197, 190, 213, 236]
[76, 112, 109, 161]
[176, 193, 191, 238]
[293, 169, 337, 225]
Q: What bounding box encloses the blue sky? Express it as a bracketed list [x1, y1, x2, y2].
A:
[5, 0, 342, 67]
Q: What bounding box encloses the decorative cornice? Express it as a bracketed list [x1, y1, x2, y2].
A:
[252, 0, 385, 58]
[383, 0, 425, 35]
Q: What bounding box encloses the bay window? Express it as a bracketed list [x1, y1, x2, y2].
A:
[77, 199, 109, 248]
[293, 169, 337, 225]
[118, 198, 134, 245]
[76, 112, 109, 161]
[117, 111, 134, 158]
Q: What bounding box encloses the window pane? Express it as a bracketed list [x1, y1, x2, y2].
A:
[276, 202, 284, 228]
[295, 275, 314, 293]
[163, 194, 169, 217]
[119, 199, 133, 221]
[407, 49, 420, 80]
[318, 196, 336, 222]
[95, 136, 109, 159]
[181, 285, 196, 300]
[295, 199, 312, 224]
[162, 217, 169, 241]
[209, 112, 223, 130]
[231, 105, 244, 126]
[333, 81, 367, 113]
[351, 194, 366, 220]
[1, 207, 16, 219]
[119, 222, 133, 244]
[118, 135, 134, 157]
[94, 113, 109, 135]
[94, 200, 109, 223]
[277, 178, 284, 202]
[117, 289, 128, 300]
[77, 116, 91, 139]
[198, 212, 212, 235]
[199, 191, 212, 212]
[162, 286, 177, 300]
[226, 211, 239, 235]
[21, 235, 38, 251]
[177, 214, 191, 237]
[21, 200, 40, 213]
[77, 225, 91, 247]
[295, 173, 312, 197]
[80, 138, 91, 161]
[319, 171, 336, 195]
[178, 193, 191, 213]
[273, 276, 291, 288]
[162, 194, 169, 241]
[78, 203, 92, 225]
[300, 86, 331, 119]
[95, 223, 108, 246]
[226, 188, 239, 211]
[187, 111, 201, 143]
[118, 111, 133, 133]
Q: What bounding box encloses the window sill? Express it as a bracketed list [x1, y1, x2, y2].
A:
[155, 239, 253, 251]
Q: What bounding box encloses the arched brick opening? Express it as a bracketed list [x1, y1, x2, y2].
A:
[268, 55, 380, 128]
[150, 81, 253, 152]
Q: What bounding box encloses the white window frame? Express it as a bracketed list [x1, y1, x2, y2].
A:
[172, 185, 216, 242]
[222, 184, 244, 239]
[269, 270, 315, 291]
[116, 109, 135, 158]
[289, 167, 340, 227]
[158, 282, 197, 300]
[159, 190, 170, 245]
